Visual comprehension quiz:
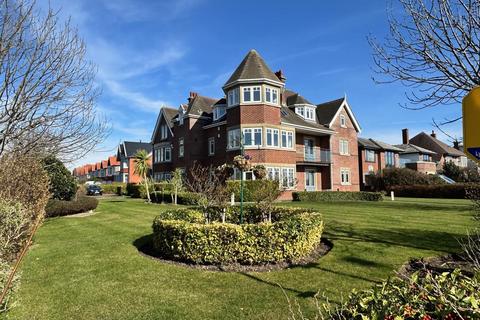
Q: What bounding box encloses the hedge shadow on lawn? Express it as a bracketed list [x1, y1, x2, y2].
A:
[133, 235, 333, 273]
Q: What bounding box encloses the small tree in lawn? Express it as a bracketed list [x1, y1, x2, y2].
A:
[169, 169, 183, 205]
[133, 149, 151, 203]
[185, 162, 229, 223]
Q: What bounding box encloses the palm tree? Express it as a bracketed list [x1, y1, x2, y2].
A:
[133, 149, 151, 203]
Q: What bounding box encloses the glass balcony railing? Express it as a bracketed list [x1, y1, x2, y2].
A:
[297, 147, 331, 163]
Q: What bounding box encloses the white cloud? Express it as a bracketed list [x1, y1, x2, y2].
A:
[104, 80, 168, 113]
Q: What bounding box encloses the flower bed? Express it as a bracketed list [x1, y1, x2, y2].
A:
[151, 206, 324, 265]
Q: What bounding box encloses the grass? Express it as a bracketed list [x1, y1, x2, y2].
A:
[10, 197, 474, 320]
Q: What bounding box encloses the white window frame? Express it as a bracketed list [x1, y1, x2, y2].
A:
[281, 167, 295, 189]
[340, 168, 351, 185]
[365, 149, 375, 162]
[272, 88, 278, 104]
[340, 139, 349, 155]
[280, 130, 294, 149]
[340, 115, 347, 128]
[295, 107, 304, 117]
[242, 127, 262, 146]
[208, 137, 215, 156]
[179, 138, 184, 158]
[304, 106, 315, 121]
[160, 147, 171, 162]
[265, 87, 272, 103]
[213, 106, 226, 121]
[252, 86, 261, 102]
[266, 128, 280, 147]
[160, 124, 168, 140]
[227, 88, 239, 107]
[228, 129, 241, 149]
[243, 87, 251, 102]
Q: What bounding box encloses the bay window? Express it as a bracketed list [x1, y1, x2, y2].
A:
[242, 128, 262, 146]
[281, 130, 293, 148]
[243, 87, 251, 102]
[266, 128, 279, 147]
[228, 88, 239, 106]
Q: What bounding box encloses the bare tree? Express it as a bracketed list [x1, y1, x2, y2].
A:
[0, 0, 109, 162]
[369, 0, 480, 123]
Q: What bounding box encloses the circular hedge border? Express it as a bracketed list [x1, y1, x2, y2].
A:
[151, 206, 324, 265]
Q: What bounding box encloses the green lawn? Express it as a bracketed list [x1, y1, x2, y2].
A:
[11, 197, 474, 320]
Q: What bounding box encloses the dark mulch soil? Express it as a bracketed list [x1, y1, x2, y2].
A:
[399, 253, 476, 277]
[137, 238, 333, 272]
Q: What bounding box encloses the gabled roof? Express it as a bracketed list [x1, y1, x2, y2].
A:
[223, 49, 282, 89]
[410, 132, 465, 157]
[316, 97, 361, 132]
[394, 143, 437, 155]
[151, 106, 177, 142]
[101, 160, 108, 169]
[108, 156, 119, 166]
[286, 93, 314, 106]
[358, 138, 403, 152]
[123, 141, 152, 158]
[186, 94, 218, 117]
[280, 106, 334, 134]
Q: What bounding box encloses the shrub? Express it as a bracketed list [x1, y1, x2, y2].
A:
[99, 183, 126, 195]
[443, 161, 462, 182]
[292, 191, 383, 202]
[45, 196, 98, 217]
[389, 184, 480, 199]
[126, 183, 142, 198]
[0, 201, 30, 262]
[152, 206, 324, 265]
[227, 180, 280, 202]
[318, 269, 480, 320]
[149, 191, 201, 205]
[0, 259, 20, 316]
[370, 168, 444, 190]
[41, 155, 77, 201]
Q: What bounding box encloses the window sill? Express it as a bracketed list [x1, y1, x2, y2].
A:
[340, 183, 351, 186]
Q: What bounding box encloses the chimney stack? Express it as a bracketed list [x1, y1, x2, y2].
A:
[453, 140, 460, 150]
[188, 91, 198, 102]
[275, 70, 286, 83]
[402, 128, 409, 144]
[431, 130, 437, 139]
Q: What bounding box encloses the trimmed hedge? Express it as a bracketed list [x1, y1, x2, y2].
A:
[152, 206, 324, 265]
[292, 191, 384, 202]
[45, 196, 98, 217]
[388, 184, 480, 199]
[149, 191, 201, 205]
[226, 180, 275, 202]
[127, 182, 173, 198]
[100, 183, 126, 195]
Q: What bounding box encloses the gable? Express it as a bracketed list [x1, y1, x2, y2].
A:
[151, 108, 175, 143]
[329, 100, 361, 133]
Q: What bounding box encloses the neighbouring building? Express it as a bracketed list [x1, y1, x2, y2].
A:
[409, 130, 468, 170]
[394, 129, 437, 174]
[106, 155, 121, 182]
[116, 141, 152, 184]
[151, 49, 362, 197]
[357, 137, 403, 190]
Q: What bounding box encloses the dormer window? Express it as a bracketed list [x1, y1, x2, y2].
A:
[295, 105, 315, 121]
[213, 106, 226, 121]
[227, 88, 239, 106]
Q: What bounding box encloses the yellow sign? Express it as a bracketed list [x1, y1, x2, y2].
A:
[463, 87, 480, 164]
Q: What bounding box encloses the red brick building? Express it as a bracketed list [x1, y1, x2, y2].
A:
[116, 141, 152, 184]
[151, 50, 361, 195]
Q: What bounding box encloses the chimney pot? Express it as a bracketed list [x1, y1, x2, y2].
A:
[402, 128, 409, 144]
[431, 130, 437, 139]
[188, 91, 198, 102]
[453, 140, 460, 150]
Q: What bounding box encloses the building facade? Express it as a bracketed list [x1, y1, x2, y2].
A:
[151, 49, 362, 196]
[116, 141, 152, 184]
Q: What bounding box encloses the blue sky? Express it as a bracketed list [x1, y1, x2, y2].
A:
[46, 0, 463, 168]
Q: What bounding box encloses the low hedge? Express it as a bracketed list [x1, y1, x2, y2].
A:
[45, 195, 98, 217]
[226, 180, 275, 202]
[152, 206, 324, 265]
[149, 191, 201, 205]
[292, 191, 384, 202]
[99, 183, 126, 195]
[388, 184, 480, 199]
[127, 183, 173, 198]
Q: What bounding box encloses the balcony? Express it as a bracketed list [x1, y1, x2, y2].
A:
[296, 147, 331, 164]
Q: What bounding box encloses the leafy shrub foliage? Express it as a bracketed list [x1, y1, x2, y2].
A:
[0, 201, 30, 262]
[369, 168, 444, 190]
[389, 184, 480, 199]
[227, 180, 283, 202]
[318, 269, 480, 320]
[292, 191, 383, 202]
[152, 206, 324, 265]
[443, 161, 480, 183]
[99, 183, 126, 195]
[42, 155, 77, 200]
[149, 191, 201, 205]
[45, 196, 98, 217]
[0, 259, 20, 316]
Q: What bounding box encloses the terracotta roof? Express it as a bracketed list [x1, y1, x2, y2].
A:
[410, 132, 465, 157]
[224, 49, 281, 88]
[95, 162, 101, 170]
[394, 144, 437, 155]
[101, 160, 108, 169]
[316, 97, 345, 126]
[108, 156, 120, 166]
[358, 138, 403, 152]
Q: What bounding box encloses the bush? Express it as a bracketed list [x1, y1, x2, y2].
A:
[292, 191, 383, 202]
[320, 269, 480, 320]
[443, 161, 462, 181]
[99, 183, 126, 195]
[0, 259, 20, 316]
[0, 201, 30, 262]
[370, 168, 444, 190]
[149, 191, 201, 205]
[152, 206, 324, 265]
[389, 184, 480, 199]
[227, 180, 280, 202]
[42, 155, 77, 201]
[45, 196, 98, 217]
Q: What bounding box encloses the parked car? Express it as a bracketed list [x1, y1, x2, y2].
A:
[86, 184, 103, 196]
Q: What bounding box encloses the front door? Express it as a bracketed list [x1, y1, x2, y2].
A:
[304, 138, 315, 161]
[305, 169, 316, 191]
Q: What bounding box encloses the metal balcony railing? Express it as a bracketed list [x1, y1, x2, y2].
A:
[296, 147, 331, 163]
